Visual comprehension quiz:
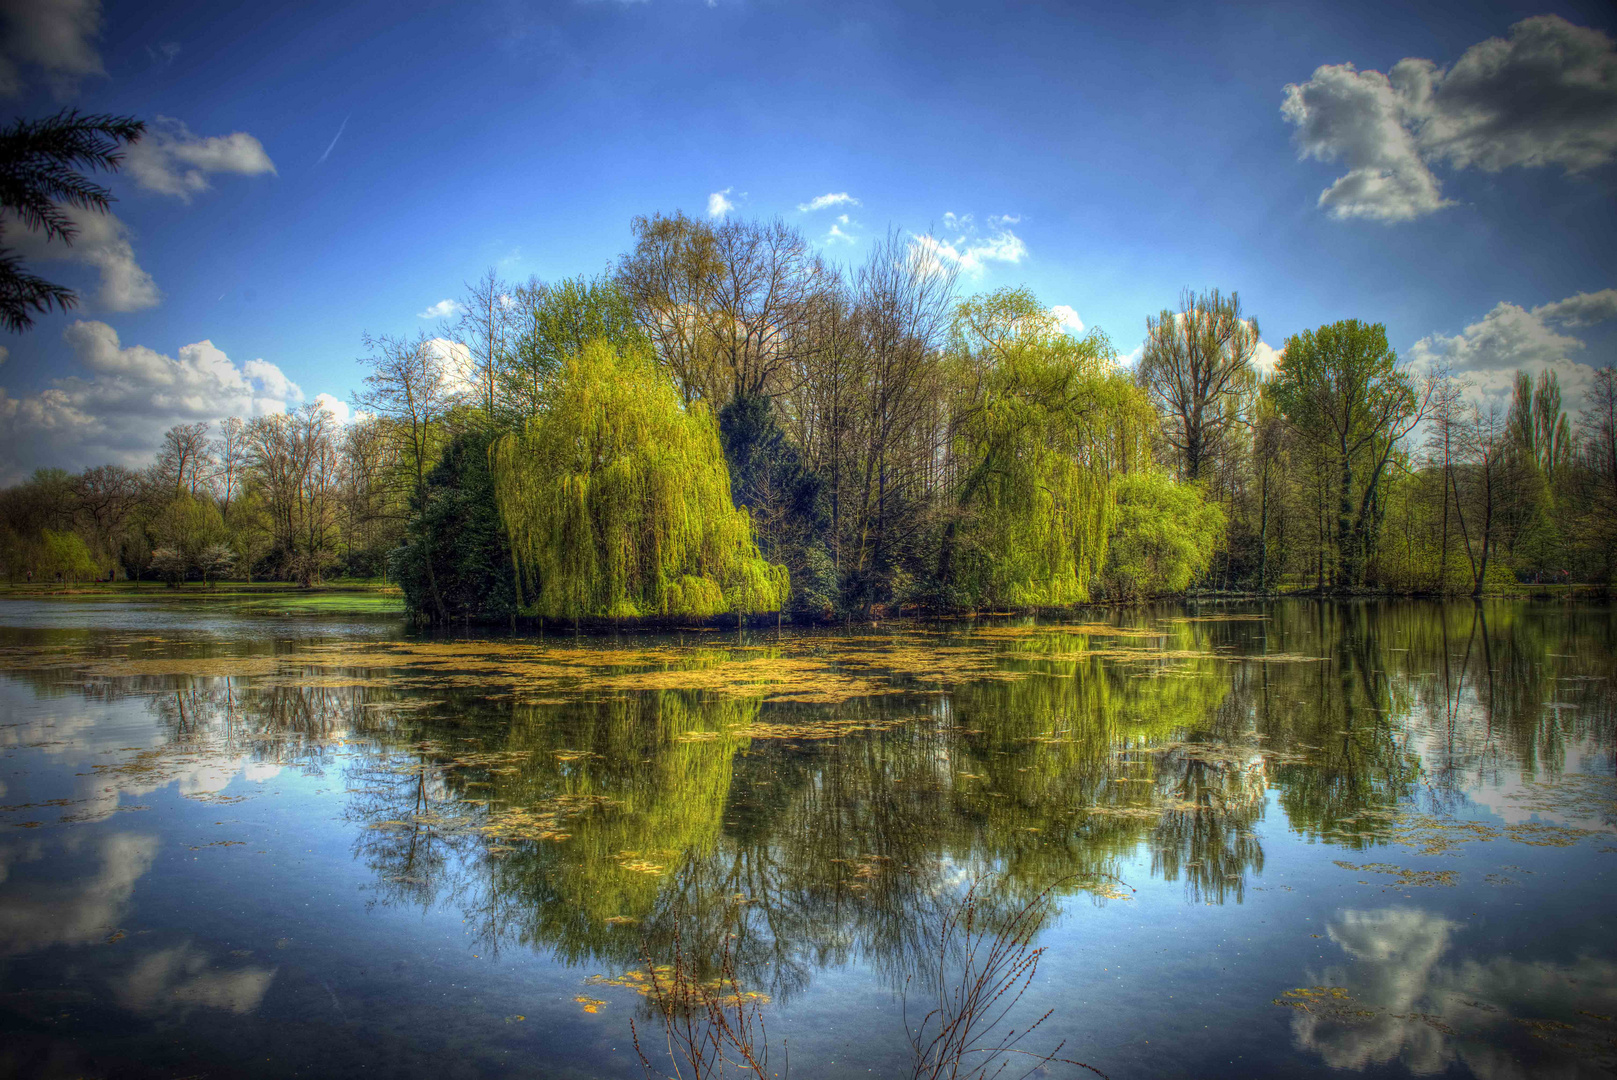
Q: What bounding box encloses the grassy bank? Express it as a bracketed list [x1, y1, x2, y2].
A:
[0, 579, 405, 616]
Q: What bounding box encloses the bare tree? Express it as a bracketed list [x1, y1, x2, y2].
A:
[1138, 288, 1259, 482]
[210, 416, 248, 518]
[72, 464, 140, 566]
[842, 230, 957, 606]
[616, 212, 837, 406]
[457, 269, 512, 418]
[354, 331, 459, 501]
[1425, 367, 1465, 591]
[1579, 367, 1617, 580]
[1454, 404, 1511, 596]
[156, 422, 214, 497]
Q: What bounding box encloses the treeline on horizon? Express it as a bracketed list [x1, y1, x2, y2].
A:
[4, 211, 1616, 622]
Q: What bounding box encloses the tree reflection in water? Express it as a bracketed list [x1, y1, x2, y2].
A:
[5, 600, 1610, 1026]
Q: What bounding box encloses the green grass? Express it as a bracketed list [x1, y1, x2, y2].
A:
[0, 579, 405, 615]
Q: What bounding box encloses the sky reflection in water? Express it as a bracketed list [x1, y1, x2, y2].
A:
[0, 600, 1612, 1079]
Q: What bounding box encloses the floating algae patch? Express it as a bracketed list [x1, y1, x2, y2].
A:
[1273, 986, 1355, 1013]
[587, 655, 892, 704]
[723, 714, 915, 742]
[971, 624, 1164, 640]
[822, 643, 1018, 685]
[1077, 877, 1135, 901]
[1322, 809, 1609, 856]
[477, 794, 617, 844]
[1166, 615, 1271, 623]
[84, 656, 284, 678]
[1140, 739, 1312, 768]
[1503, 775, 1617, 829]
[1238, 653, 1329, 664]
[1332, 860, 1458, 887]
[586, 968, 771, 1010]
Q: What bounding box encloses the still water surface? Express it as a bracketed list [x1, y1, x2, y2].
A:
[0, 600, 1612, 1078]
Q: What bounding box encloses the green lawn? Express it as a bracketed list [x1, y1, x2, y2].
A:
[0, 579, 405, 615]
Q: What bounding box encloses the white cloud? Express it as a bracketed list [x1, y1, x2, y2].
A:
[1291, 906, 1617, 1077]
[425, 336, 478, 396]
[1049, 304, 1084, 335]
[1251, 339, 1284, 378]
[0, 0, 104, 98]
[0, 832, 155, 957]
[313, 392, 351, 425]
[3, 204, 160, 312]
[1533, 288, 1617, 328]
[908, 211, 1028, 279]
[1282, 16, 1617, 222]
[707, 187, 735, 218]
[124, 117, 277, 201]
[108, 942, 276, 1018]
[417, 299, 461, 319]
[1408, 287, 1617, 412]
[798, 192, 860, 213]
[826, 223, 856, 244]
[1116, 340, 1145, 367]
[0, 321, 308, 481]
[1281, 62, 1450, 222]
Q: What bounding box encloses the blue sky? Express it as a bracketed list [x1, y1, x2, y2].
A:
[1, 0, 1614, 478]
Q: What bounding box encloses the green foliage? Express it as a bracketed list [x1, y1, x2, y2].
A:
[40, 529, 101, 581]
[1100, 472, 1225, 599]
[941, 288, 1153, 608]
[500, 277, 645, 423]
[1268, 319, 1419, 587]
[492, 341, 788, 620]
[392, 427, 518, 624]
[1, 110, 147, 331]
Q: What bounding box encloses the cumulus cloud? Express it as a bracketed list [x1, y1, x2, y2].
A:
[1251, 338, 1284, 378]
[417, 299, 461, 319]
[909, 211, 1028, 278]
[313, 392, 351, 425]
[108, 943, 276, 1018]
[123, 117, 277, 201]
[3, 204, 160, 313]
[1291, 906, 1617, 1076]
[1049, 304, 1085, 335]
[424, 336, 478, 396]
[1408, 287, 1617, 411]
[798, 192, 860, 213]
[1533, 288, 1617, 328]
[1282, 15, 1617, 222]
[0, 0, 104, 98]
[1282, 61, 1450, 222]
[0, 321, 307, 481]
[0, 832, 155, 956]
[707, 187, 735, 218]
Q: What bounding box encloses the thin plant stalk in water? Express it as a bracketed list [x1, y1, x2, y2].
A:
[905, 876, 1109, 1080]
[631, 921, 785, 1080]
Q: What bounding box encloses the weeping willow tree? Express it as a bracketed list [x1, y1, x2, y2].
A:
[938, 288, 1154, 608]
[492, 341, 789, 619]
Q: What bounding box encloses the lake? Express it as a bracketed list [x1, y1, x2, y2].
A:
[0, 599, 1612, 1079]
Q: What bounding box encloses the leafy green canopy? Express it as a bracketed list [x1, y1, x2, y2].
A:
[492, 341, 788, 619]
[1101, 471, 1226, 599]
[944, 288, 1154, 607]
